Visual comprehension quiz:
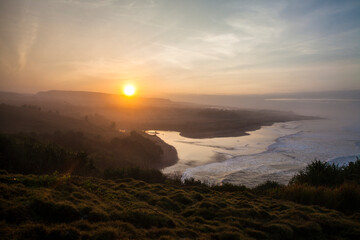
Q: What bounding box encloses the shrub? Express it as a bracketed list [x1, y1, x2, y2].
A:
[29, 199, 80, 223]
[175, 229, 198, 238]
[196, 208, 217, 220]
[121, 210, 175, 229]
[5, 205, 29, 223]
[87, 210, 109, 222]
[90, 228, 117, 240]
[211, 231, 242, 240]
[253, 181, 283, 194]
[170, 192, 193, 205]
[290, 158, 360, 187]
[265, 223, 293, 240]
[147, 229, 175, 238]
[183, 177, 205, 186]
[245, 228, 268, 239]
[156, 197, 180, 212]
[16, 224, 47, 240]
[274, 182, 360, 214]
[192, 193, 204, 201]
[334, 182, 360, 213]
[47, 227, 80, 240]
[0, 133, 98, 176]
[211, 183, 247, 192]
[103, 167, 166, 183]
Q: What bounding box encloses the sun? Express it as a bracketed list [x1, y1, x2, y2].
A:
[123, 85, 136, 96]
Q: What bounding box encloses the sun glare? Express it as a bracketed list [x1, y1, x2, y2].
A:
[123, 85, 136, 96]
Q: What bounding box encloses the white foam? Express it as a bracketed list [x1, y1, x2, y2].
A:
[156, 115, 360, 187]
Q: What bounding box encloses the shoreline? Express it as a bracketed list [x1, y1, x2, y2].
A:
[143, 117, 320, 171]
[178, 123, 266, 139]
[155, 119, 323, 184]
[171, 113, 321, 139]
[178, 117, 320, 139]
[140, 131, 179, 169]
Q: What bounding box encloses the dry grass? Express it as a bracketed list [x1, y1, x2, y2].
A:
[1, 172, 360, 239]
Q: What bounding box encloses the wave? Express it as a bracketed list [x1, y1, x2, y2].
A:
[181, 121, 360, 187]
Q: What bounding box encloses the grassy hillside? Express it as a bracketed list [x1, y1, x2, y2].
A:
[1, 171, 359, 240]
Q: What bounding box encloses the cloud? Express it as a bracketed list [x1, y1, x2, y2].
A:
[198, 33, 239, 56]
[1, 0, 359, 94]
[54, 0, 155, 9]
[148, 43, 219, 69]
[17, 14, 38, 70]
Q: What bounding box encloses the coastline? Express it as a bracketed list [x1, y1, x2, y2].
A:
[142, 116, 320, 172]
[177, 116, 320, 139]
[140, 131, 179, 169]
[179, 123, 266, 139]
[178, 117, 360, 187]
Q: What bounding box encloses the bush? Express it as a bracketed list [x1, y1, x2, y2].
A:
[0, 133, 98, 176]
[156, 197, 180, 211]
[290, 158, 360, 187]
[274, 182, 360, 214]
[5, 205, 29, 223]
[170, 192, 193, 205]
[103, 167, 166, 183]
[211, 183, 247, 192]
[16, 225, 47, 240]
[253, 181, 283, 193]
[90, 228, 117, 240]
[211, 231, 242, 240]
[121, 210, 175, 229]
[47, 227, 80, 240]
[29, 199, 80, 223]
[265, 223, 293, 240]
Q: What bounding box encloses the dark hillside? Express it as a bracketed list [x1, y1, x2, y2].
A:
[0, 104, 178, 170]
[0, 104, 118, 139]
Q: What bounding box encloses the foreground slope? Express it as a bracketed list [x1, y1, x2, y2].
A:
[0, 172, 359, 240]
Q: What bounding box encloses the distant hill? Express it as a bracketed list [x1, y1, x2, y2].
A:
[36, 90, 173, 108]
[0, 90, 317, 138]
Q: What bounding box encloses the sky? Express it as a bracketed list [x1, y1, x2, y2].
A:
[0, 0, 359, 96]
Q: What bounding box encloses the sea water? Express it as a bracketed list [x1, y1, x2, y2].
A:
[154, 100, 360, 187]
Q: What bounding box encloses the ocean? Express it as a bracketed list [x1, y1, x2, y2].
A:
[154, 99, 360, 187]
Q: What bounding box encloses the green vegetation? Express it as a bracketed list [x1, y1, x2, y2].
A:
[1, 171, 360, 239]
[103, 167, 166, 184]
[0, 104, 171, 169]
[290, 159, 360, 186]
[268, 181, 360, 214]
[43, 130, 164, 169]
[0, 133, 97, 176]
[254, 159, 360, 214]
[0, 131, 164, 175]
